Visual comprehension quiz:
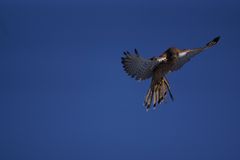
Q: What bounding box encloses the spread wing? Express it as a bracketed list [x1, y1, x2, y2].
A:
[121, 49, 165, 80]
[171, 36, 220, 71]
[170, 48, 204, 71]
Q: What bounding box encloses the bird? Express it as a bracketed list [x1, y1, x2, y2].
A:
[121, 36, 220, 110]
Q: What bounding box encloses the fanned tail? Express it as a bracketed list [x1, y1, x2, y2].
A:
[144, 77, 174, 110]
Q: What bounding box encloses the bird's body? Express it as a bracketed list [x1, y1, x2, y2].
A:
[121, 36, 220, 110]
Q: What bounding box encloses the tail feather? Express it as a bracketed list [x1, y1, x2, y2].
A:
[155, 85, 160, 106]
[144, 88, 153, 109]
[153, 85, 158, 107]
[144, 77, 173, 109]
[157, 85, 163, 104]
[163, 77, 174, 101]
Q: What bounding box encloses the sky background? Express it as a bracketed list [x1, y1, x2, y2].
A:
[0, 0, 240, 160]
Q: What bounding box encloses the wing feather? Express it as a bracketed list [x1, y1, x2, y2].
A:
[121, 50, 163, 80]
[171, 36, 220, 71]
[170, 48, 204, 71]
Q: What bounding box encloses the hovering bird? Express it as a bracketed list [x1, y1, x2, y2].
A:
[121, 36, 220, 110]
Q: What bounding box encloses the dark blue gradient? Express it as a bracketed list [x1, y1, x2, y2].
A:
[0, 0, 240, 160]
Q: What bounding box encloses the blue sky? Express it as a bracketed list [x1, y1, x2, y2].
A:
[0, 0, 240, 160]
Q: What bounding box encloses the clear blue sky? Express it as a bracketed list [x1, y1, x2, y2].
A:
[0, 0, 240, 160]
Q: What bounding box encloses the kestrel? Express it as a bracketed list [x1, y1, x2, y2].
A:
[121, 36, 220, 110]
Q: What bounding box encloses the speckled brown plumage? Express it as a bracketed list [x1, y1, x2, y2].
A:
[121, 36, 220, 110]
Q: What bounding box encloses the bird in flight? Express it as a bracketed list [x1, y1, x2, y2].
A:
[121, 36, 220, 110]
